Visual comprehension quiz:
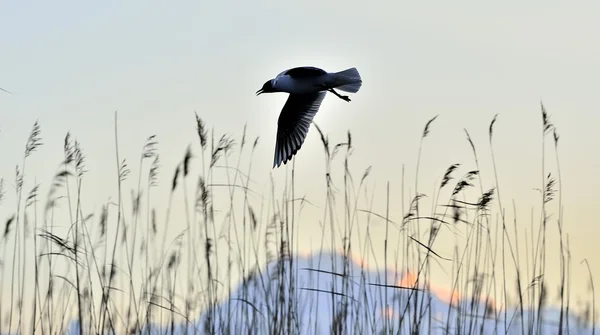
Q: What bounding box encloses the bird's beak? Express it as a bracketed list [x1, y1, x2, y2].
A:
[256, 88, 264, 96]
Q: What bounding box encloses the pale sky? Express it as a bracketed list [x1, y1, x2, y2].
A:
[1, 0, 599, 331]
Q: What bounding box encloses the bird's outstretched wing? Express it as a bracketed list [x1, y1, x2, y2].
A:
[274, 91, 327, 168]
[282, 66, 327, 79]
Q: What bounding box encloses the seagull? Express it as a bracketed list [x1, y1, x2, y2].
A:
[256, 66, 362, 168]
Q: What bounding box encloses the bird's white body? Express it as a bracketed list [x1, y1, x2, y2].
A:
[256, 66, 362, 168]
[270, 67, 362, 95]
[271, 74, 322, 94]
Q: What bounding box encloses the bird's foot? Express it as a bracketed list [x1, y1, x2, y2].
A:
[328, 88, 351, 102]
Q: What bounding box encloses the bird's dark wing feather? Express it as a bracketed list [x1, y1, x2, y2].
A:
[283, 66, 327, 79]
[273, 91, 327, 168]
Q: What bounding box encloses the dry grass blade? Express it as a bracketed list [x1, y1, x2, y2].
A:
[54, 275, 77, 290]
[300, 288, 358, 303]
[38, 230, 76, 254]
[357, 209, 397, 225]
[231, 298, 264, 318]
[148, 302, 201, 331]
[408, 236, 452, 261]
[367, 283, 426, 292]
[300, 268, 348, 278]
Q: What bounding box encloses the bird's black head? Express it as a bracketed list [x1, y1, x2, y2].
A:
[256, 80, 275, 96]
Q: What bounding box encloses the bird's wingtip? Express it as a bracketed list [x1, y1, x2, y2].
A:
[273, 157, 286, 169]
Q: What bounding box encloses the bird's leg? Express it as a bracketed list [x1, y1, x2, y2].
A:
[328, 88, 351, 102]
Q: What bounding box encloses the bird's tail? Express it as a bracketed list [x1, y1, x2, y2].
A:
[331, 67, 362, 93]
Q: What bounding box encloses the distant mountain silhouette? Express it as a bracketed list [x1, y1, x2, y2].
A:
[66, 249, 597, 334]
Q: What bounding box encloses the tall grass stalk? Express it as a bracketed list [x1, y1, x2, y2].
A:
[0, 108, 596, 335]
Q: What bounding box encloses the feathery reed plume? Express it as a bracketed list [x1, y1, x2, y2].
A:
[25, 120, 42, 158]
[477, 188, 495, 212]
[0, 178, 5, 205]
[422, 115, 438, 138]
[451, 200, 461, 224]
[172, 165, 180, 192]
[464, 129, 477, 158]
[149, 155, 160, 188]
[151, 209, 157, 234]
[248, 206, 258, 231]
[210, 134, 235, 168]
[403, 193, 426, 224]
[74, 140, 87, 178]
[543, 173, 556, 204]
[195, 112, 208, 148]
[452, 171, 478, 196]
[541, 102, 554, 135]
[142, 135, 158, 158]
[361, 166, 372, 185]
[15, 166, 23, 193]
[441, 164, 460, 189]
[183, 145, 192, 177]
[3, 215, 15, 239]
[196, 176, 209, 216]
[25, 184, 39, 209]
[489, 113, 498, 140]
[64, 132, 74, 164]
[347, 130, 352, 150]
[119, 159, 130, 182]
[99, 204, 108, 238]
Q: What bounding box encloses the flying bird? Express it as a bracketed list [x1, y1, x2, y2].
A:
[256, 66, 362, 168]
